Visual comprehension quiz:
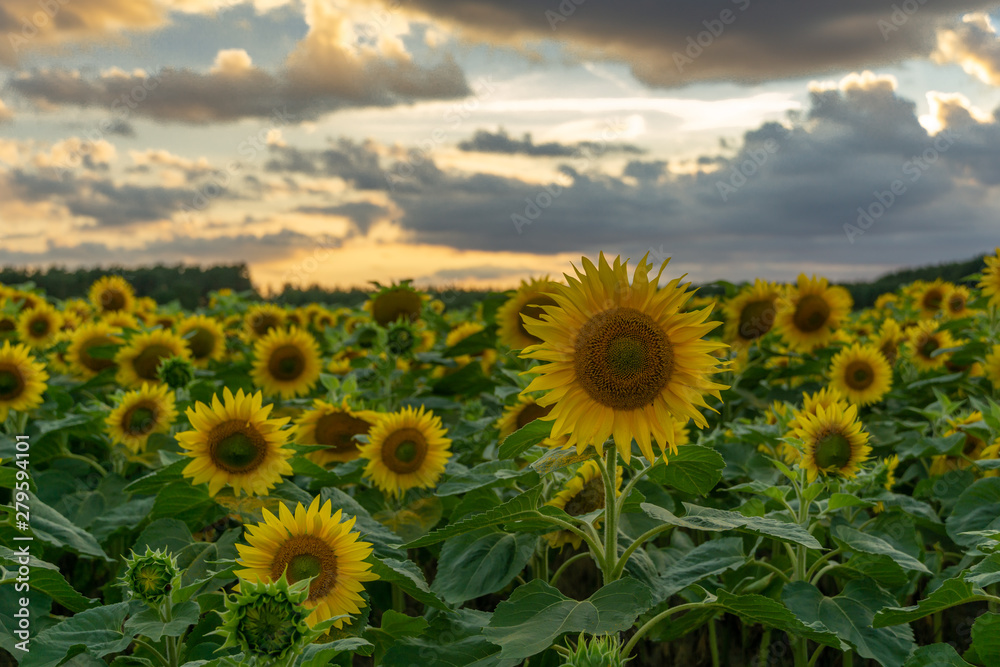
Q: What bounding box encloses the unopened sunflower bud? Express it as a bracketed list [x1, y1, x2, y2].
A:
[216, 575, 312, 661]
[562, 633, 630, 667]
[157, 355, 195, 389]
[122, 547, 181, 606]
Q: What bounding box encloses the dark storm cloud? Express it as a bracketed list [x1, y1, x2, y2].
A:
[457, 128, 644, 157]
[265, 141, 387, 190]
[5, 169, 197, 226]
[386, 0, 999, 87]
[295, 202, 390, 233]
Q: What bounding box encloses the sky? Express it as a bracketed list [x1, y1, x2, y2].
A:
[0, 0, 999, 291]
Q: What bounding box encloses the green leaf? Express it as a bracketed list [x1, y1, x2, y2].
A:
[529, 447, 593, 475]
[27, 494, 110, 561]
[406, 485, 568, 548]
[966, 553, 1000, 588]
[640, 502, 822, 549]
[947, 478, 1000, 547]
[382, 609, 517, 667]
[2, 568, 98, 613]
[443, 329, 495, 357]
[131, 518, 193, 554]
[652, 537, 747, 604]
[436, 461, 528, 496]
[123, 460, 188, 495]
[498, 419, 553, 460]
[20, 602, 136, 667]
[365, 610, 429, 664]
[484, 578, 654, 662]
[149, 482, 221, 530]
[431, 528, 536, 605]
[971, 612, 1000, 662]
[124, 601, 200, 642]
[296, 637, 374, 667]
[833, 526, 930, 574]
[648, 445, 724, 496]
[903, 644, 972, 666]
[829, 493, 874, 511]
[874, 579, 991, 627]
[783, 580, 915, 667]
[369, 557, 450, 611]
[713, 590, 845, 647]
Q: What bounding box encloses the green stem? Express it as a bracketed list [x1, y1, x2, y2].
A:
[708, 617, 721, 667]
[615, 458, 652, 515]
[610, 524, 674, 581]
[549, 552, 589, 588]
[132, 638, 170, 667]
[757, 628, 772, 666]
[162, 602, 178, 667]
[392, 583, 405, 613]
[601, 448, 619, 584]
[843, 649, 853, 667]
[810, 563, 843, 586]
[622, 601, 710, 657]
[807, 643, 825, 667]
[60, 450, 107, 477]
[804, 548, 842, 581]
[539, 516, 605, 563]
[752, 559, 792, 583]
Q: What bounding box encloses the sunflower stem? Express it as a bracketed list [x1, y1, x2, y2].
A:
[549, 552, 589, 588]
[610, 524, 674, 581]
[391, 583, 405, 613]
[131, 638, 170, 667]
[601, 446, 619, 584]
[621, 601, 710, 657]
[161, 601, 179, 667]
[60, 448, 107, 477]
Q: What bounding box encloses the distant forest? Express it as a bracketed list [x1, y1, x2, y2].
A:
[0, 254, 988, 311]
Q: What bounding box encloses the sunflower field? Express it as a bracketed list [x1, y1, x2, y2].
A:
[1, 250, 1000, 667]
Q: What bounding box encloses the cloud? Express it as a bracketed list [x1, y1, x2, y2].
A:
[457, 127, 645, 157]
[294, 201, 390, 234]
[9, 2, 470, 124]
[934, 13, 1000, 85]
[384, 0, 998, 87]
[0, 99, 11, 122]
[265, 140, 388, 189]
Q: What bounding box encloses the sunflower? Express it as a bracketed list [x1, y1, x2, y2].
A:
[0, 304, 18, 343]
[115, 329, 192, 387]
[930, 412, 989, 476]
[0, 341, 49, 421]
[985, 345, 1000, 390]
[176, 314, 227, 366]
[775, 275, 852, 351]
[243, 304, 287, 342]
[545, 461, 623, 549]
[496, 277, 562, 349]
[982, 438, 1000, 478]
[905, 320, 956, 372]
[16, 303, 62, 350]
[873, 319, 904, 366]
[66, 321, 124, 378]
[105, 383, 177, 453]
[177, 387, 294, 497]
[358, 405, 451, 497]
[443, 321, 497, 373]
[102, 311, 141, 329]
[520, 253, 728, 464]
[234, 496, 379, 629]
[365, 283, 427, 326]
[295, 399, 381, 467]
[89, 275, 135, 314]
[980, 248, 1000, 308]
[943, 285, 972, 319]
[251, 328, 322, 399]
[828, 343, 892, 406]
[914, 279, 952, 319]
[723, 279, 783, 348]
[498, 395, 555, 439]
[794, 402, 871, 482]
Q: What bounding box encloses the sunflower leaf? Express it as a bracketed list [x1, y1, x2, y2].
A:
[498, 419, 553, 460]
[641, 502, 822, 549]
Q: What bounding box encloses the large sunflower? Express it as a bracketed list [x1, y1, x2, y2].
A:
[251, 328, 322, 399]
[16, 303, 62, 350]
[89, 275, 136, 314]
[0, 341, 49, 421]
[496, 277, 562, 349]
[723, 279, 783, 348]
[905, 320, 956, 372]
[914, 279, 952, 319]
[793, 402, 870, 482]
[177, 387, 294, 497]
[828, 343, 892, 406]
[980, 248, 1000, 308]
[930, 412, 989, 476]
[243, 304, 287, 342]
[67, 321, 123, 378]
[115, 329, 192, 387]
[520, 253, 728, 464]
[235, 497, 379, 629]
[358, 405, 451, 497]
[545, 460, 623, 549]
[365, 282, 428, 327]
[176, 315, 227, 365]
[775, 275, 852, 351]
[295, 399, 382, 467]
[106, 383, 177, 453]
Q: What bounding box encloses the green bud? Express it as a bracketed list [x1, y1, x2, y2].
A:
[216, 574, 313, 661]
[157, 355, 195, 389]
[122, 547, 180, 606]
[562, 633, 630, 667]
